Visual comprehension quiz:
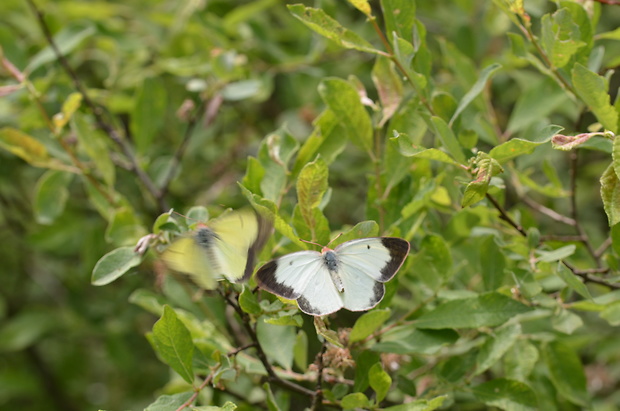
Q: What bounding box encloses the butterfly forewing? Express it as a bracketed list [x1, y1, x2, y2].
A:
[207, 209, 261, 282]
[256, 251, 323, 299]
[162, 235, 219, 289]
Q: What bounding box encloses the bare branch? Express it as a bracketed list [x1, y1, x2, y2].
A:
[25, 0, 167, 212]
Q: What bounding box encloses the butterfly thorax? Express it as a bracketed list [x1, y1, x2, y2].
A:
[323, 250, 344, 293]
[195, 227, 219, 248]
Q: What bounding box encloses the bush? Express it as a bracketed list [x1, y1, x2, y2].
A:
[1, 0, 620, 410]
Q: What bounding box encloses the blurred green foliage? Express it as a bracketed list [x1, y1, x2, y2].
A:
[2, 0, 620, 410]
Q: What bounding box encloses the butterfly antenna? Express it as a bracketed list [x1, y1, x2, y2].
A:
[325, 233, 343, 248]
[299, 238, 324, 248]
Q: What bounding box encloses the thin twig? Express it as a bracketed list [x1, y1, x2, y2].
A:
[310, 343, 327, 411]
[521, 197, 576, 226]
[227, 342, 257, 357]
[486, 193, 527, 236]
[568, 151, 601, 265]
[219, 290, 316, 398]
[595, 237, 612, 259]
[563, 261, 619, 289]
[159, 96, 222, 199]
[26, 0, 167, 212]
[487, 194, 620, 290]
[175, 372, 216, 411]
[540, 235, 585, 242]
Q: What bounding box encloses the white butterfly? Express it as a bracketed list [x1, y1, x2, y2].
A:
[256, 237, 410, 316]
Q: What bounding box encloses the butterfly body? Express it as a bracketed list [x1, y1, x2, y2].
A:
[162, 209, 269, 290]
[256, 237, 410, 316]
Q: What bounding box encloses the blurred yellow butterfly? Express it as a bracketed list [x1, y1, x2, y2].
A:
[162, 208, 270, 289]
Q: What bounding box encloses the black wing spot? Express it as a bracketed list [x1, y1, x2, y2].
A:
[366, 244, 370, 249]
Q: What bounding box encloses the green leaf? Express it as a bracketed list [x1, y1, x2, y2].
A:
[313, 317, 343, 348]
[0, 127, 72, 171]
[415, 292, 532, 329]
[26, 24, 96, 73]
[371, 327, 458, 355]
[552, 307, 583, 334]
[479, 236, 506, 291]
[349, 309, 391, 343]
[348, 0, 372, 17]
[475, 323, 520, 376]
[600, 162, 620, 226]
[263, 382, 282, 411]
[105, 207, 147, 246]
[510, 269, 542, 299]
[292, 109, 347, 176]
[131, 77, 167, 154]
[331, 221, 379, 248]
[257, 128, 299, 202]
[91, 246, 142, 286]
[33, 170, 73, 225]
[0, 310, 58, 352]
[504, 340, 539, 382]
[409, 234, 452, 290]
[449, 63, 501, 126]
[489, 138, 547, 164]
[354, 350, 381, 392]
[372, 56, 403, 127]
[221, 79, 268, 101]
[393, 132, 459, 165]
[506, 79, 567, 133]
[239, 186, 307, 249]
[461, 180, 488, 208]
[128, 289, 167, 316]
[600, 301, 620, 326]
[430, 116, 466, 164]
[152, 306, 195, 384]
[319, 78, 373, 153]
[293, 330, 308, 371]
[53, 92, 82, 131]
[572, 63, 618, 133]
[369, 363, 392, 403]
[341, 392, 370, 409]
[555, 262, 592, 300]
[287, 5, 383, 55]
[144, 392, 193, 411]
[192, 401, 238, 411]
[383, 396, 448, 411]
[541, 8, 587, 69]
[239, 286, 261, 315]
[542, 341, 589, 407]
[535, 244, 576, 262]
[257, 319, 296, 369]
[380, 0, 415, 41]
[297, 156, 329, 230]
[471, 378, 538, 411]
[72, 113, 115, 186]
[186, 206, 209, 224]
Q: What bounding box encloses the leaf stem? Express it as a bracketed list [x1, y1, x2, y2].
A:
[220, 290, 316, 398]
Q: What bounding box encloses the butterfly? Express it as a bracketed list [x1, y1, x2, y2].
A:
[256, 237, 410, 316]
[162, 208, 270, 290]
